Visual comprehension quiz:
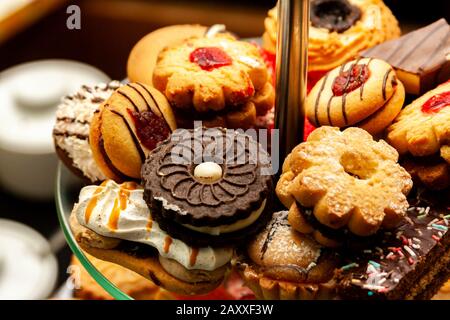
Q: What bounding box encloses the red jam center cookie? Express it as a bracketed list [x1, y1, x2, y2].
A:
[332, 64, 370, 96]
[189, 47, 232, 71]
[127, 109, 171, 150]
[421, 91, 450, 114]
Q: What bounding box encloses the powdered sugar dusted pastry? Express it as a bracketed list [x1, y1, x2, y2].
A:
[276, 126, 412, 246]
[53, 81, 120, 182]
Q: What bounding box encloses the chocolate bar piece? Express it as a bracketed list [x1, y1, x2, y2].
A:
[336, 188, 450, 299]
[361, 19, 450, 95]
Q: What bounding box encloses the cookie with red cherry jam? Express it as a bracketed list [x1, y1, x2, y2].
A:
[141, 127, 273, 247]
[306, 58, 405, 135]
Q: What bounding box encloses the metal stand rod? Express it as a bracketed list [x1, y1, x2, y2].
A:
[274, 0, 309, 165]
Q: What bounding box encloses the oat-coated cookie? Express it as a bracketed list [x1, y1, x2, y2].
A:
[153, 34, 269, 113]
[276, 126, 413, 242]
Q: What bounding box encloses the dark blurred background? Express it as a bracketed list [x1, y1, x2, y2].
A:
[0, 0, 449, 80]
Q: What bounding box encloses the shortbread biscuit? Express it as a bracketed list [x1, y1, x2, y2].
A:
[127, 25, 208, 86]
[306, 58, 404, 135]
[153, 34, 269, 113]
[276, 126, 412, 241]
[90, 83, 176, 181]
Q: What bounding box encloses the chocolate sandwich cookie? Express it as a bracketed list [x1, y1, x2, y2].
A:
[336, 187, 450, 300]
[53, 81, 120, 182]
[90, 82, 177, 181]
[142, 127, 273, 247]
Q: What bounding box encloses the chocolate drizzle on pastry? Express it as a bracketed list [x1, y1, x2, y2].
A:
[109, 109, 146, 163]
[336, 187, 450, 299]
[156, 133, 257, 206]
[310, 0, 361, 33]
[319, 58, 371, 126]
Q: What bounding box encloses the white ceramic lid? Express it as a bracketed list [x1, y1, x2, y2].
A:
[0, 219, 58, 299]
[0, 60, 110, 154]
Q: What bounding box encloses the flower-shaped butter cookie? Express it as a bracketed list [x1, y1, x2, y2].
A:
[153, 34, 269, 113]
[276, 126, 412, 245]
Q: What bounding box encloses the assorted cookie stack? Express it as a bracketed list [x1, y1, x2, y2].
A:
[52, 1, 450, 300]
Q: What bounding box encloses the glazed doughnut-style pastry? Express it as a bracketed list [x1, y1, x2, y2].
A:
[236, 211, 338, 300]
[387, 81, 450, 189]
[90, 82, 177, 181]
[263, 0, 401, 72]
[276, 126, 412, 246]
[152, 34, 275, 129]
[70, 180, 232, 295]
[141, 127, 273, 248]
[53, 81, 121, 183]
[306, 58, 405, 135]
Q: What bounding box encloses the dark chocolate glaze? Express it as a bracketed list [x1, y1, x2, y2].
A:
[336, 187, 450, 299]
[98, 137, 135, 182]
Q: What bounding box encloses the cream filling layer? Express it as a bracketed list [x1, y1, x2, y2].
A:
[182, 199, 266, 236]
[73, 181, 233, 271]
